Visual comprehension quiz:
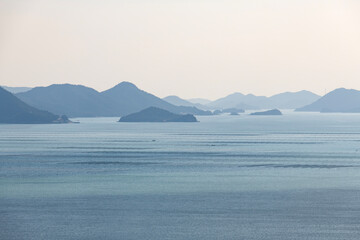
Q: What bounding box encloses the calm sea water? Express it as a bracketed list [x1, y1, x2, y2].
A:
[1, 112, 360, 240]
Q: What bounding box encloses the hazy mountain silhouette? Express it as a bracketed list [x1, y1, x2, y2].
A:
[163, 95, 195, 107]
[119, 107, 197, 122]
[267, 91, 320, 109]
[17, 84, 115, 117]
[17, 82, 211, 117]
[102, 82, 211, 116]
[163, 95, 209, 110]
[0, 87, 67, 124]
[296, 88, 360, 113]
[207, 92, 260, 109]
[207, 91, 320, 110]
[2, 86, 32, 94]
[187, 98, 212, 105]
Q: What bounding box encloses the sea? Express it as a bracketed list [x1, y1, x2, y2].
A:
[1, 111, 360, 240]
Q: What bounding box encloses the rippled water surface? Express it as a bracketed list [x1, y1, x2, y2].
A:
[1, 112, 360, 239]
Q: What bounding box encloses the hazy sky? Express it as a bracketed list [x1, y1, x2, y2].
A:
[1, 0, 359, 99]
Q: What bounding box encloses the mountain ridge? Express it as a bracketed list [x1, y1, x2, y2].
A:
[0, 87, 69, 124]
[17, 82, 211, 117]
[296, 88, 360, 113]
[206, 90, 320, 110]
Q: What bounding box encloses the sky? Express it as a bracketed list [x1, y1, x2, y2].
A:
[0, 0, 359, 100]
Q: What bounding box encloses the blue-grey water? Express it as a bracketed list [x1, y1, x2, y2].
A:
[1, 112, 360, 240]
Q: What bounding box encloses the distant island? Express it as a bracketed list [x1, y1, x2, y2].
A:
[213, 108, 245, 115]
[0, 87, 72, 124]
[222, 108, 245, 114]
[119, 107, 198, 122]
[250, 109, 282, 116]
